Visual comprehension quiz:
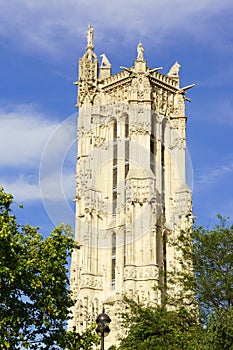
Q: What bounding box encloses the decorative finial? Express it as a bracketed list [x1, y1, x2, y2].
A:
[86, 24, 94, 50]
[137, 42, 144, 60]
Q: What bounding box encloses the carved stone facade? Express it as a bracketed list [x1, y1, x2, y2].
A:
[69, 25, 194, 348]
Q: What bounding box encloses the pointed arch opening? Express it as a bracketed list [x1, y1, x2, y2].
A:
[111, 232, 116, 290]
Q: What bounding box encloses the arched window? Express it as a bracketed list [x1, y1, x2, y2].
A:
[161, 118, 166, 203]
[112, 119, 117, 216]
[125, 114, 129, 177]
[113, 119, 117, 141]
[111, 232, 116, 289]
[112, 118, 118, 216]
[150, 112, 156, 173]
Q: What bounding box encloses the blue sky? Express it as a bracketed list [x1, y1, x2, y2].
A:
[0, 0, 233, 234]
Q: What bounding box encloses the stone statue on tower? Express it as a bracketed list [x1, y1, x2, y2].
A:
[86, 24, 94, 50]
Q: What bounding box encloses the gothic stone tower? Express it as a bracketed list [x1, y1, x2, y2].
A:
[69, 25, 194, 347]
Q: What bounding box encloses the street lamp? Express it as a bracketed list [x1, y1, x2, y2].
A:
[96, 308, 111, 350]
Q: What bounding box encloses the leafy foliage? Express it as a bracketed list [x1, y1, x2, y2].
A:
[193, 215, 233, 317]
[118, 298, 204, 350]
[202, 307, 233, 350]
[0, 187, 99, 349]
[65, 324, 100, 350]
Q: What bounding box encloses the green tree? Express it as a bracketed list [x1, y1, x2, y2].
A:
[192, 216, 233, 349]
[193, 215, 233, 318]
[65, 324, 100, 350]
[203, 307, 233, 350]
[0, 187, 99, 349]
[117, 298, 204, 350]
[162, 215, 233, 349]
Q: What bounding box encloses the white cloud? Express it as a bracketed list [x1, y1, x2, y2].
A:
[0, 103, 58, 167]
[0, 0, 232, 57]
[1, 168, 75, 205]
[39, 171, 75, 201]
[0, 103, 77, 204]
[1, 171, 76, 227]
[196, 161, 233, 186]
[194, 162, 233, 224]
[39, 170, 76, 227]
[1, 175, 40, 201]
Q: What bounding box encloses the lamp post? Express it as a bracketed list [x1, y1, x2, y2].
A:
[96, 308, 111, 350]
